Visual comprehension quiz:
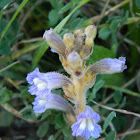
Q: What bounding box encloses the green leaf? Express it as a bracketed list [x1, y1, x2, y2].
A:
[113, 91, 122, 104]
[118, 97, 126, 109]
[70, 18, 83, 30]
[103, 112, 116, 131]
[112, 116, 126, 131]
[20, 105, 36, 120]
[50, 0, 58, 8]
[49, 9, 60, 26]
[136, 0, 140, 8]
[0, 110, 14, 127]
[72, 0, 81, 3]
[31, 41, 49, 71]
[63, 128, 73, 140]
[88, 80, 105, 102]
[102, 73, 125, 86]
[87, 45, 115, 64]
[110, 19, 121, 31]
[2, 71, 25, 80]
[0, 18, 8, 33]
[41, 110, 52, 121]
[37, 121, 49, 138]
[0, 86, 12, 102]
[48, 135, 54, 140]
[98, 27, 111, 40]
[110, 33, 118, 53]
[69, 9, 81, 23]
[59, 2, 74, 14]
[105, 131, 116, 140]
[0, 40, 10, 55]
[20, 54, 32, 61]
[55, 113, 68, 129]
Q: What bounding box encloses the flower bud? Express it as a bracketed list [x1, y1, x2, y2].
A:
[74, 33, 86, 53]
[43, 29, 66, 56]
[84, 25, 96, 48]
[74, 29, 83, 37]
[67, 51, 82, 68]
[84, 25, 97, 39]
[79, 25, 97, 59]
[63, 33, 75, 52]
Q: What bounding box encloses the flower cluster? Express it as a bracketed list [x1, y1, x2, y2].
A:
[27, 25, 127, 139]
[26, 68, 74, 115]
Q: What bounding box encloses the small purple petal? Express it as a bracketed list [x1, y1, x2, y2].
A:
[77, 106, 100, 123]
[26, 68, 39, 84]
[28, 85, 38, 95]
[91, 124, 102, 139]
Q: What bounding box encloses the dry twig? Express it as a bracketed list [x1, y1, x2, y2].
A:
[92, 100, 140, 118]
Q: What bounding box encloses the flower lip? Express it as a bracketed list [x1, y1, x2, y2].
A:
[26, 68, 39, 84]
[87, 118, 95, 132]
[79, 118, 87, 130]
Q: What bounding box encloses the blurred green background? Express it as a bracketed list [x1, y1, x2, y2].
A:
[0, 0, 140, 140]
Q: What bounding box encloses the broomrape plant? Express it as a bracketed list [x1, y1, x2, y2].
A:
[26, 25, 127, 140]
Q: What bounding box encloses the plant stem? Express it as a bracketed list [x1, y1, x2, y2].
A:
[73, 78, 86, 115]
[103, 85, 140, 98]
[0, 103, 38, 123]
[89, 0, 131, 24]
[0, 61, 19, 73]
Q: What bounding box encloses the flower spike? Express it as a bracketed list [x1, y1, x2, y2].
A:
[71, 106, 102, 140]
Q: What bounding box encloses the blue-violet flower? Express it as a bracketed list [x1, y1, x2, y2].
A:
[88, 57, 127, 74]
[33, 92, 74, 114]
[71, 106, 102, 140]
[26, 68, 71, 96]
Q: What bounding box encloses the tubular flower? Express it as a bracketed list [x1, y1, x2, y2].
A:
[33, 92, 74, 114]
[71, 106, 102, 140]
[87, 57, 127, 74]
[43, 29, 66, 56]
[26, 68, 71, 96]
